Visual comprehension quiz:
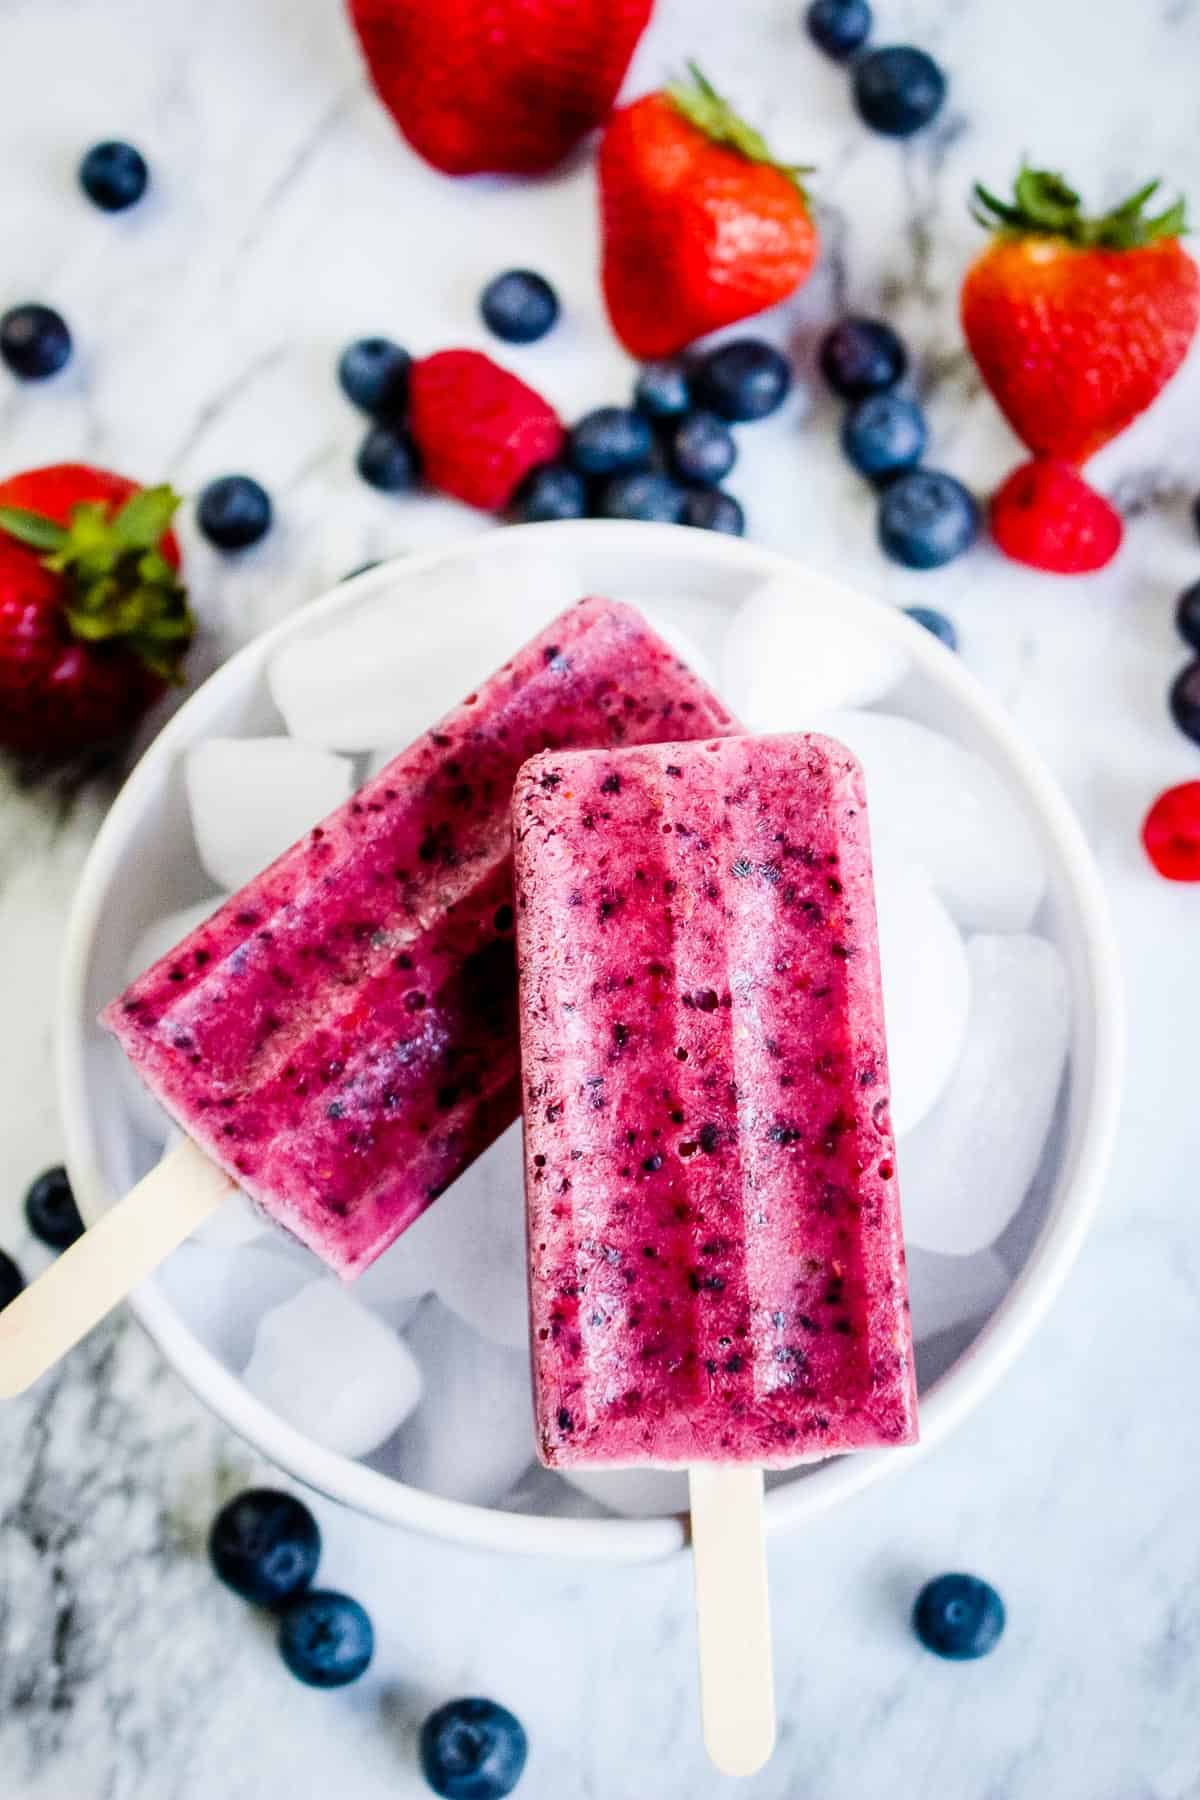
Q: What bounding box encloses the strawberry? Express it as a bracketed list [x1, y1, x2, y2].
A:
[408, 350, 565, 511]
[347, 0, 653, 178]
[962, 166, 1200, 465]
[0, 465, 191, 760]
[598, 64, 819, 359]
[989, 458, 1123, 575]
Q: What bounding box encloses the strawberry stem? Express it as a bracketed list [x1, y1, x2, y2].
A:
[666, 62, 814, 195]
[972, 165, 1189, 249]
[0, 486, 193, 682]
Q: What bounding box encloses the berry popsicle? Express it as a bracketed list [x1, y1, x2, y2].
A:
[513, 731, 917, 1467]
[102, 599, 735, 1277]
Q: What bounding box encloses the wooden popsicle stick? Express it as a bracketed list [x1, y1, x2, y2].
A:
[0, 1138, 233, 1398]
[689, 1464, 776, 1778]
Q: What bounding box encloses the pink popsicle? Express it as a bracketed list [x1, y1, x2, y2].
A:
[513, 732, 917, 1467]
[103, 599, 735, 1276]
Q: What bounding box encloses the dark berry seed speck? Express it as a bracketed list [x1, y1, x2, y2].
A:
[79, 140, 149, 211]
[819, 317, 907, 399]
[806, 0, 872, 59]
[913, 1573, 1006, 1660]
[695, 338, 792, 421]
[1, 304, 72, 380]
[419, 1696, 529, 1800]
[338, 337, 411, 417]
[208, 1488, 321, 1608]
[24, 1165, 84, 1250]
[197, 475, 272, 550]
[278, 1590, 373, 1687]
[853, 45, 947, 136]
[0, 1248, 24, 1312]
[480, 269, 559, 344]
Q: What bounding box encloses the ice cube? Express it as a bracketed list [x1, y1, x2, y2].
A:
[269, 553, 584, 750]
[377, 1300, 535, 1506]
[812, 712, 1045, 933]
[898, 936, 1070, 1256]
[874, 854, 970, 1135]
[154, 1241, 312, 1372]
[190, 1188, 271, 1253]
[720, 576, 908, 729]
[624, 597, 721, 689]
[242, 1281, 423, 1457]
[903, 1246, 1010, 1344]
[422, 1123, 528, 1349]
[126, 896, 230, 981]
[186, 738, 353, 890]
[350, 1124, 529, 1348]
[559, 1466, 691, 1519]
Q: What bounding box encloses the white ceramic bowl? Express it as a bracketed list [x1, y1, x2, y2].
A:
[57, 522, 1122, 1561]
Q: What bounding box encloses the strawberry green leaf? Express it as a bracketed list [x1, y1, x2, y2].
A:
[6, 485, 193, 682]
[0, 506, 69, 553]
[111, 484, 182, 552]
[666, 62, 814, 195]
[973, 163, 1190, 249]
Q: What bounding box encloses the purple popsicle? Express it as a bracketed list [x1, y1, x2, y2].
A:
[513, 732, 918, 1468]
[103, 599, 735, 1275]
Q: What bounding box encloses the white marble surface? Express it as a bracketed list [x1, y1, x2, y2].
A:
[2, 0, 1200, 1793]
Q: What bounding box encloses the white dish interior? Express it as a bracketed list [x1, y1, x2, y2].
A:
[57, 521, 1121, 1562]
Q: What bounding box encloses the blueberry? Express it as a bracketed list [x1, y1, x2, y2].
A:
[1175, 580, 1200, 651]
[208, 1488, 321, 1607]
[819, 317, 907, 399]
[841, 393, 926, 481]
[0, 1249, 23, 1313]
[904, 605, 958, 651]
[479, 270, 559, 345]
[338, 338, 411, 418]
[0, 304, 72, 380]
[79, 140, 149, 211]
[879, 469, 977, 569]
[419, 1697, 528, 1800]
[913, 1573, 1006, 1660]
[569, 408, 653, 477]
[1170, 659, 1200, 745]
[853, 45, 947, 136]
[24, 1166, 84, 1250]
[669, 411, 737, 487]
[511, 463, 587, 523]
[357, 424, 419, 493]
[694, 339, 791, 421]
[197, 475, 272, 550]
[806, 0, 872, 59]
[634, 358, 692, 420]
[682, 489, 745, 535]
[594, 471, 685, 523]
[278, 1590, 373, 1688]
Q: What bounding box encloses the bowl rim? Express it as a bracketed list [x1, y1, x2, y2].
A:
[57, 519, 1123, 1563]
